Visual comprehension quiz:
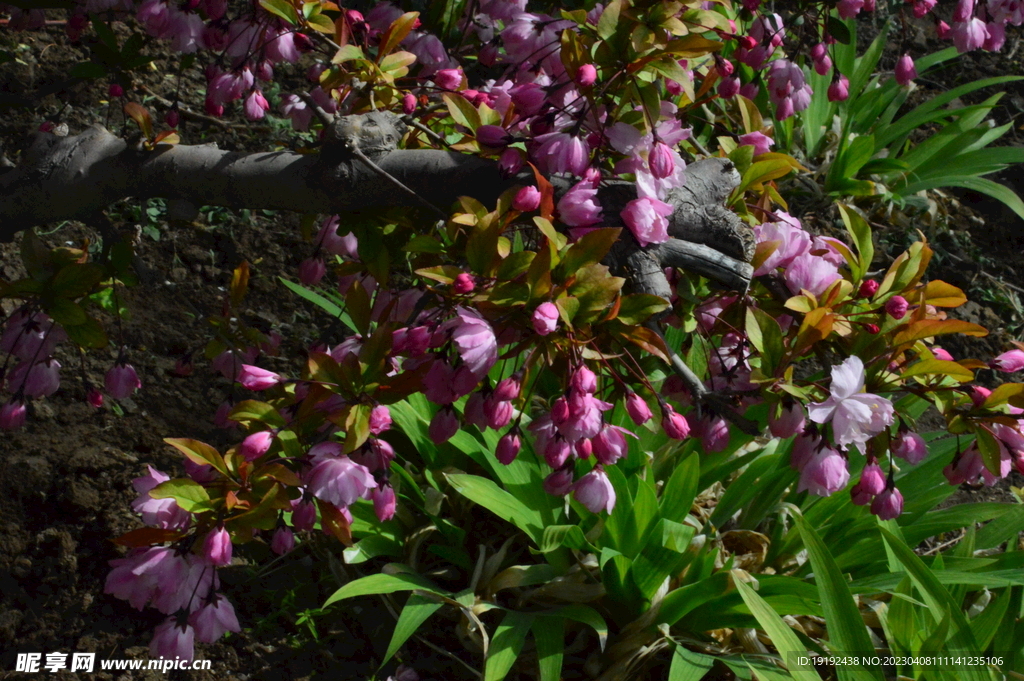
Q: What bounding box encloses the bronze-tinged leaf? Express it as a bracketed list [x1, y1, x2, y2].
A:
[111, 527, 185, 547]
[892, 319, 988, 346]
[123, 101, 153, 140]
[529, 162, 555, 221]
[256, 463, 303, 488]
[164, 437, 230, 477]
[378, 11, 420, 60]
[921, 280, 967, 308]
[318, 499, 353, 546]
[621, 325, 671, 363]
[983, 383, 1024, 410]
[230, 261, 250, 308]
[901, 358, 974, 383]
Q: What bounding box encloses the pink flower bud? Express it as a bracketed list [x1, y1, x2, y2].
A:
[543, 467, 574, 496]
[991, 349, 1024, 373]
[105, 362, 141, 400]
[858, 279, 879, 298]
[453, 272, 476, 294]
[298, 257, 327, 286]
[933, 346, 954, 361]
[372, 485, 396, 521]
[109, 83, 124, 98]
[434, 68, 463, 90]
[895, 54, 916, 86]
[864, 323, 880, 334]
[513, 186, 542, 212]
[718, 76, 740, 99]
[244, 89, 269, 121]
[0, 399, 27, 430]
[544, 437, 572, 468]
[859, 462, 887, 496]
[484, 395, 514, 429]
[571, 467, 616, 513]
[648, 141, 676, 180]
[662, 407, 691, 440]
[625, 392, 652, 425]
[402, 92, 417, 114]
[369, 405, 392, 434]
[571, 366, 597, 394]
[165, 109, 180, 128]
[532, 302, 559, 336]
[575, 63, 597, 87]
[737, 131, 775, 156]
[828, 75, 850, 102]
[271, 527, 295, 555]
[236, 365, 281, 391]
[476, 124, 511, 148]
[87, 387, 104, 408]
[240, 430, 274, 461]
[593, 425, 629, 465]
[493, 376, 521, 401]
[892, 430, 928, 464]
[885, 295, 909, 320]
[496, 431, 522, 465]
[429, 407, 460, 444]
[204, 526, 232, 566]
[291, 499, 317, 531]
[970, 386, 991, 408]
[498, 148, 524, 176]
[871, 485, 903, 520]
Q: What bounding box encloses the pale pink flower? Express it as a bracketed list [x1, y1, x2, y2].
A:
[621, 197, 673, 247]
[543, 466, 575, 495]
[858, 462, 887, 495]
[291, 499, 317, 531]
[753, 213, 812, 276]
[828, 75, 850, 102]
[203, 526, 232, 567]
[280, 94, 313, 131]
[593, 425, 631, 465]
[189, 594, 241, 643]
[1, 310, 66, 361]
[244, 89, 269, 121]
[784, 252, 842, 297]
[808, 356, 894, 448]
[9, 358, 61, 398]
[369, 405, 392, 434]
[531, 132, 590, 176]
[556, 178, 602, 228]
[767, 60, 812, 120]
[572, 467, 616, 513]
[837, 0, 865, 18]
[236, 365, 281, 391]
[304, 456, 375, 506]
[434, 68, 464, 90]
[239, 430, 274, 461]
[131, 465, 191, 530]
[892, 430, 928, 464]
[797, 445, 850, 496]
[150, 619, 195, 661]
[105, 362, 142, 399]
[737, 131, 774, 156]
[952, 17, 989, 52]
[559, 392, 612, 442]
[446, 308, 498, 378]
[532, 302, 560, 336]
[871, 485, 904, 519]
[663, 407, 691, 440]
[372, 485, 397, 521]
[769, 401, 805, 439]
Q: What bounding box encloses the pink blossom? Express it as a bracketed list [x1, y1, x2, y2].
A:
[453, 273, 476, 294]
[369, 405, 392, 434]
[663, 407, 691, 440]
[593, 425, 631, 465]
[131, 466, 191, 530]
[243, 89, 269, 121]
[859, 462, 887, 495]
[240, 430, 274, 461]
[446, 308, 498, 378]
[236, 365, 281, 391]
[784, 252, 842, 297]
[429, 407, 460, 444]
[952, 17, 989, 52]
[991, 349, 1024, 372]
[165, 8, 205, 53]
[871, 485, 904, 519]
[484, 395, 514, 429]
[576, 63, 597, 87]
[509, 82, 547, 116]
[532, 302, 560, 336]
[435, 67, 464, 91]
[393, 326, 431, 357]
[769, 402, 806, 439]
[837, 0, 865, 18]
[984, 21, 1006, 51]
[87, 387, 104, 408]
[372, 485, 397, 521]
[913, 0, 937, 16]
[556, 177, 603, 228]
[544, 466, 575, 496]
[264, 28, 300, 63]
[271, 527, 295, 555]
[499, 148, 525, 176]
[571, 366, 598, 394]
[692, 414, 730, 452]
[305, 455, 375, 506]
[501, 13, 572, 66]
[737, 131, 774, 156]
[572, 467, 616, 513]
[797, 445, 850, 496]
[621, 197, 673, 247]
[150, 618, 195, 661]
[291, 499, 317, 531]
[9, 358, 61, 398]
[105, 362, 142, 399]
[718, 76, 740, 99]
[895, 54, 917, 85]
[933, 346, 954, 361]
[532, 132, 590, 176]
[767, 60, 812, 120]
[1, 311, 66, 361]
[559, 392, 612, 442]
[828, 75, 850, 102]
[189, 594, 241, 643]
[885, 295, 909, 319]
[893, 430, 928, 464]
[204, 526, 232, 567]
[402, 92, 417, 114]
[625, 392, 652, 425]
[808, 356, 895, 448]
[753, 213, 812, 276]
[648, 142, 676, 179]
[543, 437, 573, 468]
[280, 94, 313, 131]
[493, 376, 521, 401]
[513, 186, 542, 212]
[496, 431, 522, 464]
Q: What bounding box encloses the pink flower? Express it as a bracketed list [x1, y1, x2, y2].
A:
[737, 131, 775, 156]
[271, 527, 295, 555]
[544, 466, 575, 496]
[203, 526, 232, 567]
[557, 177, 603, 228]
[87, 387, 104, 408]
[572, 467, 616, 513]
[692, 414, 730, 452]
[718, 76, 740, 99]
[484, 395, 513, 429]
[913, 0, 937, 17]
[984, 21, 1006, 51]
[593, 425, 631, 465]
[625, 392, 652, 425]
[532, 302, 560, 336]
[513, 186, 542, 212]
[434, 67, 464, 90]
[402, 92, 417, 114]
[236, 365, 281, 391]
[441, 308, 498, 378]
[952, 17, 989, 52]
[532, 132, 590, 176]
[808, 356, 894, 448]
[429, 406, 460, 444]
[298, 258, 326, 288]
[576, 63, 597, 87]
[372, 485, 397, 521]
[837, 0, 865, 18]
[885, 295, 909, 319]
[784, 252, 842, 297]
[105, 362, 142, 399]
[858, 462, 887, 495]
[648, 142, 676, 179]
[991, 349, 1024, 372]
[871, 485, 904, 519]
[828, 75, 850, 102]
[189, 594, 241, 643]
[797, 445, 850, 496]
[892, 430, 928, 464]
[621, 197, 673, 247]
[1, 311, 66, 361]
[571, 366, 598, 394]
[291, 499, 317, 531]
[305, 455, 375, 506]
[559, 392, 612, 442]
[894, 54, 917, 85]
[496, 431, 522, 464]
[239, 430, 274, 461]
[132, 466, 191, 530]
[663, 407, 691, 440]
[769, 401, 805, 439]
[369, 405, 392, 434]
[452, 272, 476, 294]
[493, 376, 521, 401]
[9, 358, 61, 398]
[933, 346, 954, 361]
[767, 60, 812, 120]
[753, 214, 811, 276]
[150, 618, 195, 661]
[243, 89, 269, 121]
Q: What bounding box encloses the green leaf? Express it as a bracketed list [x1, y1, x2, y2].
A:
[532, 616, 564, 681]
[324, 571, 448, 608]
[382, 593, 443, 667]
[485, 611, 534, 681]
[659, 452, 699, 524]
[795, 514, 884, 681]
[279, 277, 357, 331]
[446, 473, 544, 544]
[148, 478, 210, 513]
[63, 315, 108, 348]
[617, 293, 670, 325]
[343, 535, 403, 564]
[259, 0, 299, 25]
[669, 645, 716, 681]
[539, 525, 596, 553]
[229, 400, 285, 428]
[733, 575, 820, 681]
[837, 203, 873, 281]
[974, 503, 1024, 550]
[163, 438, 230, 478]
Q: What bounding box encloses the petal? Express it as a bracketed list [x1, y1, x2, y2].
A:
[832, 398, 875, 447]
[807, 398, 837, 424]
[830, 356, 864, 400]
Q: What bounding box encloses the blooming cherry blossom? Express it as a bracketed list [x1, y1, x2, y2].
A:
[808, 356, 894, 448]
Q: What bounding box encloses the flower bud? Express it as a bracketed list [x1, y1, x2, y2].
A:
[0, 399, 27, 430]
[453, 272, 475, 294]
[476, 124, 512, 148]
[109, 83, 124, 98]
[105, 362, 142, 400]
[895, 54, 916, 86]
[493, 376, 521, 401]
[291, 499, 317, 531]
[372, 485, 396, 521]
[570, 366, 597, 394]
[871, 485, 904, 520]
[892, 430, 928, 464]
[496, 431, 521, 465]
[532, 302, 559, 336]
[575, 63, 597, 87]
[428, 406, 460, 444]
[240, 430, 274, 461]
[543, 467, 574, 496]
[368, 405, 392, 434]
[204, 526, 232, 566]
[625, 392, 652, 425]
[991, 349, 1024, 373]
[87, 387, 104, 408]
[271, 527, 295, 555]
[236, 365, 281, 391]
[298, 257, 327, 286]
[858, 279, 879, 298]
[513, 186, 542, 212]
[402, 92, 417, 115]
[662, 407, 691, 440]
[648, 141, 675, 180]
[885, 295, 909, 320]
[864, 323, 880, 334]
[769, 401, 805, 439]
